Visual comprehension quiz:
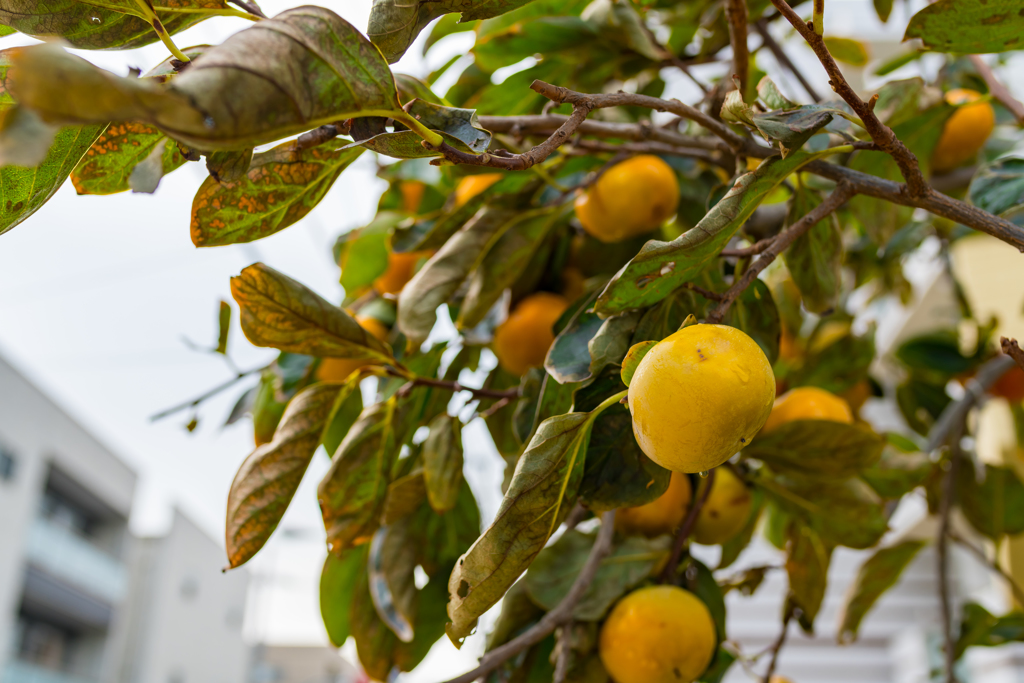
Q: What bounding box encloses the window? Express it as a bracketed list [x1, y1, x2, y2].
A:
[0, 447, 15, 482]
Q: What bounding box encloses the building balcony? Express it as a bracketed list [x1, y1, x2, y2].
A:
[23, 518, 126, 606]
[0, 661, 95, 683]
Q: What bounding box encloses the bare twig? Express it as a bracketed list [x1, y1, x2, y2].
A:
[936, 423, 963, 683]
[662, 470, 716, 582]
[476, 115, 728, 151]
[708, 184, 854, 322]
[925, 354, 1017, 452]
[572, 139, 726, 168]
[681, 281, 725, 302]
[293, 122, 352, 150]
[948, 530, 1024, 608]
[769, 0, 928, 196]
[1001, 337, 1024, 373]
[476, 396, 513, 420]
[725, 0, 750, 98]
[968, 56, 1024, 126]
[721, 237, 774, 258]
[385, 367, 521, 401]
[440, 511, 617, 683]
[553, 624, 572, 683]
[753, 19, 821, 102]
[762, 603, 794, 683]
[150, 366, 263, 421]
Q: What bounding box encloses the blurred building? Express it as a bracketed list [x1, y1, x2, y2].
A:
[248, 646, 359, 683]
[0, 355, 250, 683]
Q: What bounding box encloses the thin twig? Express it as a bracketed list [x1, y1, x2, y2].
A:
[150, 366, 263, 421]
[681, 281, 725, 302]
[553, 624, 572, 683]
[662, 470, 716, 583]
[708, 184, 854, 322]
[925, 354, 1017, 452]
[476, 115, 728, 151]
[769, 0, 928, 196]
[936, 422, 963, 683]
[753, 19, 821, 103]
[725, 0, 750, 98]
[968, 56, 1024, 126]
[721, 237, 774, 258]
[440, 511, 617, 683]
[477, 395, 512, 420]
[949, 531, 1024, 608]
[1001, 337, 1024, 373]
[572, 139, 726, 168]
[762, 603, 794, 683]
[385, 367, 521, 401]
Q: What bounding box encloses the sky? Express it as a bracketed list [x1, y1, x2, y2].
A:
[2, 0, 1017, 677]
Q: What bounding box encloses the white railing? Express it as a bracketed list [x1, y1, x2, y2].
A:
[1, 661, 96, 683]
[24, 518, 126, 604]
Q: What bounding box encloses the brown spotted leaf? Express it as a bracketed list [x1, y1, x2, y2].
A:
[9, 8, 406, 150]
[191, 142, 363, 246]
[230, 262, 394, 361]
[226, 383, 343, 568]
[71, 122, 185, 195]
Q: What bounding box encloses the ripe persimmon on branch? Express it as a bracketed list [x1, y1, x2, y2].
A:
[4, 0, 1024, 681]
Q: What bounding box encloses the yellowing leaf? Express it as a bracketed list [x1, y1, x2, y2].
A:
[823, 37, 869, 66]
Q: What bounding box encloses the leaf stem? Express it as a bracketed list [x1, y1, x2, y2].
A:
[393, 111, 445, 148]
[588, 389, 628, 418]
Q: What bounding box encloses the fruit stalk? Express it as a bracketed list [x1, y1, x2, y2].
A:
[660, 468, 716, 583]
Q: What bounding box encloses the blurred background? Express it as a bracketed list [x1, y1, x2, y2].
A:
[2, 0, 1024, 682]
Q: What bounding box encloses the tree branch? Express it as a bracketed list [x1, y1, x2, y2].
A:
[476, 115, 728, 151]
[707, 183, 854, 323]
[762, 602, 794, 683]
[150, 366, 263, 421]
[661, 470, 716, 582]
[753, 19, 821, 102]
[925, 354, 1017, 452]
[721, 237, 774, 258]
[936, 422, 963, 683]
[948, 530, 1024, 609]
[968, 55, 1024, 126]
[386, 367, 522, 401]
[726, 0, 750, 98]
[440, 511, 617, 683]
[769, 0, 928, 196]
[1001, 337, 1024, 373]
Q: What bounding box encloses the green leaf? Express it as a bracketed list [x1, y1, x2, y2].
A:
[524, 530, 670, 620]
[757, 76, 799, 111]
[397, 206, 515, 345]
[215, 300, 231, 355]
[861, 444, 932, 499]
[752, 107, 836, 158]
[394, 74, 446, 105]
[458, 204, 569, 329]
[486, 579, 544, 651]
[959, 464, 1024, 540]
[320, 546, 366, 646]
[72, 123, 187, 195]
[594, 149, 836, 316]
[423, 414, 464, 514]
[473, 15, 597, 72]
[783, 188, 842, 314]
[873, 0, 893, 22]
[761, 474, 887, 549]
[580, 404, 670, 512]
[791, 328, 875, 394]
[10, 8, 406, 151]
[319, 399, 402, 552]
[837, 540, 926, 643]
[382, 470, 427, 525]
[682, 557, 727, 642]
[587, 312, 643, 380]
[191, 142, 363, 247]
[785, 524, 832, 632]
[718, 491, 763, 570]
[697, 647, 736, 683]
[0, 0, 209, 50]
[226, 383, 342, 568]
[955, 603, 1024, 658]
[620, 340, 659, 387]
[322, 377, 364, 457]
[969, 156, 1024, 219]
[723, 280, 780, 364]
[334, 212, 400, 293]
[823, 37, 869, 66]
[446, 411, 593, 645]
[391, 190, 488, 254]
[206, 148, 253, 184]
[231, 263, 393, 362]
[905, 0, 1024, 54]
[368, 0, 540, 63]
[744, 421, 885, 479]
[545, 296, 604, 384]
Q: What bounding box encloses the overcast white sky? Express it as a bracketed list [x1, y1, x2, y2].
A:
[1, 0, 1007, 676]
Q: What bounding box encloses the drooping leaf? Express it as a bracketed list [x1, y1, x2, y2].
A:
[458, 205, 570, 329]
[861, 444, 932, 499]
[320, 546, 366, 646]
[757, 77, 799, 111]
[785, 524, 832, 633]
[9, 8, 406, 151]
[823, 37, 869, 66]
[319, 399, 402, 552]
[959, 464, 1024, 540]
[837, 540, 926, 643]
[905, 0, 1024, 54]
[367, 0, 540, 63]
[783, 188, 842, 314]
[422, 414, 464, 514]
[681, 557, 727, 642]
[595, 149, 838, 316]
[579, 404, 670, 512]
[397, 206, 515, 345]
[206, 148, 253, 184]
[723, 279, 780, 364]
[969, 157, 1024, 220]
[231, 263, 393, 362]
[524, 530, 670, 620]
[215, 300, 232, 355]
[382, 470, 427, 525]
[954, 603, 1024, 659]
[191, 143, 364, 246]
[354, 99, 492, 160]
[752, 106, 836, 157]
[70, 122, 186, 195]
[744, 420, 885, 479]
[226, 383, 341, 568]
[322, 376, 364, 457]
[446, 411, 594, 645]
[873, 0, 893, 22]
[761, 474, 887, 549]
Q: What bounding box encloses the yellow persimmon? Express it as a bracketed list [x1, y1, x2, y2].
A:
[628, 324, 776, 473]
[315, 315, 390, 383]
[454, 173, 503, 207]
[492, 292, 569, 376]
[574, 155, 680, 243]
[761, 386, 854, 434]
[399, 180, 425, 213]
[599, 585, 716, 683]
[693, 467, 753, 545]
[373, 250, 430, 296]
[616, 472, 693, 537]
[932, 89, 995, 173]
